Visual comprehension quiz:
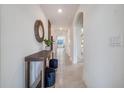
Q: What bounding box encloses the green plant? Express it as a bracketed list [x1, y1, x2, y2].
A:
[43, 38, 54, 47]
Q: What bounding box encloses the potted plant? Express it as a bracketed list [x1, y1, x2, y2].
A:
[43, 38, 54, 50]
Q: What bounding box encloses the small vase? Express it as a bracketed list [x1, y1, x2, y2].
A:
[45, 46, 50, 50]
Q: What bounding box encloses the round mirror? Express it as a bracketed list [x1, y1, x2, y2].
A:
[34, 20, 44, 43]
[39, 25, 43, 38]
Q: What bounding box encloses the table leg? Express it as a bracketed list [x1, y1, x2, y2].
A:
[25, 62, 30, 88]
[41, 59, 46, 88]
[41, 62, 44, 88]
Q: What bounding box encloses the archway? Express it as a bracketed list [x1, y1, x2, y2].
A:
[73, 12, 83, 64]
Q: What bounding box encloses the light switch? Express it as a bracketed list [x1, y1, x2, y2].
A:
[109, 35, 122, 47]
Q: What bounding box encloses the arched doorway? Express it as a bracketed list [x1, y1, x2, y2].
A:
[73, 12, 83, 64]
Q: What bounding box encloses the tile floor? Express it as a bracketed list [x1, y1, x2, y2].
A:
[55, 48, 86, 88]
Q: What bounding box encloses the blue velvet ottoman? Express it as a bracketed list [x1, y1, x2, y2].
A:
[45, 67, 56, 88]
[49, 59, 58, 69]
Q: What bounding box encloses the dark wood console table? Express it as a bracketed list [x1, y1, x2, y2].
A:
[25, 50, 52, 88]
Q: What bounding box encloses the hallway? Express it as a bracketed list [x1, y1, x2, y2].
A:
[1, 4, 124, 88]
[55, 48, 85, 88]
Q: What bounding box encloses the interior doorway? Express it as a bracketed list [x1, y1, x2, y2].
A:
[73, 12, 84, 63]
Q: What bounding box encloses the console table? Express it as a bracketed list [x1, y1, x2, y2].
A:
[25, 50, 52, 88]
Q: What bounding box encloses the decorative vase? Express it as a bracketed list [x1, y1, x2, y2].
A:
[45, 46, 50, 50]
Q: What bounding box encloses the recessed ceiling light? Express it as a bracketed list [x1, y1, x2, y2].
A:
[58, 9, 63, 13]
[81, 28, 83, 33]
[59, 27, 63, 30]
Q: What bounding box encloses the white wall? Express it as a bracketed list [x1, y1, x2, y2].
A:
[78, 5, 124, 87]
[0, 5, 48, 88]
[68, 26, 73, 62]
[66, 28, 71, 58]
[0, 5, 1, 87]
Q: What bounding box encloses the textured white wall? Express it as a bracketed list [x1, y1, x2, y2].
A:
[0, 5, 48, 87]
[81, 5, 124, 87]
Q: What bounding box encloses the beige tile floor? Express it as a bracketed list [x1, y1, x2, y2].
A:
[55, 48, 86, 88]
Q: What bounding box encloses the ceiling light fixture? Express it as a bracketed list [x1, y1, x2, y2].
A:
[59, 27, 63, 31]
[58, 9, 63, 13]
[81, 28, 83, 33]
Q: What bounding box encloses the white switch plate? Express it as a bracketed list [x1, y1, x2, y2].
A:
[109, 35, 122, 47]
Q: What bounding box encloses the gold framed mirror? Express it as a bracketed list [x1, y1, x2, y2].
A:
[34, 20, 44, 43]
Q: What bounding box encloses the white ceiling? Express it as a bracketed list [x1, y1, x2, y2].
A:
[40, 4, 79, 29]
